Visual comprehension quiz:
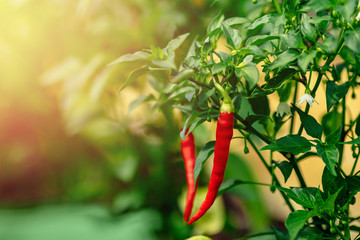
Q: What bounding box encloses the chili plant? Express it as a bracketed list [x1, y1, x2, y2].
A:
[110, 0, 360, 239]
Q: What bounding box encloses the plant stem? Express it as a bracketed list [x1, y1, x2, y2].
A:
[338, 98, 346, 167]
[189, 78, 212, 89]
[235, 113, 306, 186]
[289, 81, 298, 135]
[245, 134, 295, 212]
[234, 113, 271, 144]
[344, 114, 360, 137]
[289, 154, 307, 188]
[350, 154, 359, 176]
[273, 0, 282, 14]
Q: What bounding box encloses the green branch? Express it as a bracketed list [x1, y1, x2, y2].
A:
[245, 133, 295, 212]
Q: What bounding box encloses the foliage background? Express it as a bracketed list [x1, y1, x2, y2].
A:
[4, 0, 357, 239]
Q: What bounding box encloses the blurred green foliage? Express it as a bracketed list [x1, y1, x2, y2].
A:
[0, 0, 273, 239]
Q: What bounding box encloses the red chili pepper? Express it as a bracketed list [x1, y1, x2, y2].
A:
[188, 83, 234, 225]
[181, 130, 198, 222]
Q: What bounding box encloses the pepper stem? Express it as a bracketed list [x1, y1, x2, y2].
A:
[214, 82, 234, 113]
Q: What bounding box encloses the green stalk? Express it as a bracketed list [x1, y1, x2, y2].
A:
[338, 98, 346, 167]
[273, 0, 281, 14]
[245, 134, 295, 212]
[350, 154, 359, 176]
[289, 81, 298, 135]
[234, 113, 271, 144]
[289, 154, 307, 188]
[214, 82, 234, 113]
[235, 112, 306, 187]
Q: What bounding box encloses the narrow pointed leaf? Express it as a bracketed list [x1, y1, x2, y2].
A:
[193, 141, 216, 185]
[235, 63, 259, 89]
[221, 22, 242, 49]
[316, 143, 338, 176]
[108, 51, 151, 66]
[297, 51, 316, 73]
[286, 210, 318, 240]
[269, 50, 299, 70]
[273, 160, 293, 183]
[293, 105, 322, 140]
[261, 135, 313, 155]
[128, 94, 155, 115]
[326, 81, 350, 112]
[301, 14, 316, 42]
[117, 66, 168, 94]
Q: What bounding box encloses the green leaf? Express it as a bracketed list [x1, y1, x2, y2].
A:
[184, 38, 199, 67]
[293, 105, 323, 140]
[275, 186, 319, 208]
[245, 114, 271, 125]
[321, 168, 349, 207]
[269, 50, 299, 70]
[180, 112, 205, 139]
[301, 14, 316, 42]
[128, 94, 155, 115]
[326, 81, 350, 112]
[278, 81, 293, 102]
[207, 17, 248, 38]
[340, 46, 357, 65]
[218, 51, 233, 63]
[248, 95, 270, 116]
[336, 0, 358, 22]
[165, 32, 190, 52]
[322, 110, 342, 137]
[171, 69, 194, 83]
[273, 160, 293, 183]
[221, 22, 242, 49]
[346, 176, 360, 193]
[218, 179, 247, 196]
[300, 0, 333, 12]
[193, 141, 216, 184]
[211, 62, 226, 74]
[316, 143, 338, 176]
[197, 87, 215, 108]
[345, 30, 360, 54]
[247, 14, 271, 30]
[322, 167, 345, 195]
[319, 189, 341, 214]
[318, 37, 337, 52]
[281, 30, 305, 49]
[207, 12, 225, 35]
[172, 105, 193, 114]
[265, 68, 297, 89]
[235, 63, 259, 89]
[245, 35, 279, 46]
[309, 15, 332, 25]
[325, 126, 342, 145]
[167, 86, 196, 100]
[261, 135, 313, 155]
[248, 88, 275, 98]
[117, 66, 169, 94]
[271, 226, 289, 240]
[297, 51, 316, 73]
[108, 51, 151, 66]
[185, 90, 196, 102]
[223, 17, 249, 26]
[285, 210, 318, 240]
[339, 136, 360, 144]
